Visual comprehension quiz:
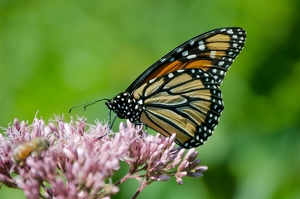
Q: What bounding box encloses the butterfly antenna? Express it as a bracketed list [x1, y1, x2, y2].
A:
[69, 98, 109, 113]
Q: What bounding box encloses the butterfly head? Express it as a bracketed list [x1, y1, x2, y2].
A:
[105, 92, 143, 122]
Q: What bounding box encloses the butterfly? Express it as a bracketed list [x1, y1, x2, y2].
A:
[71, 27, 246, 149]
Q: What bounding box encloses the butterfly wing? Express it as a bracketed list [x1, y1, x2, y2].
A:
[126, 27, 246, 93]
[132, 69, 223, 148]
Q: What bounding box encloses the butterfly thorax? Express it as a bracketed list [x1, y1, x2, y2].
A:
[105, 92, 143, 122]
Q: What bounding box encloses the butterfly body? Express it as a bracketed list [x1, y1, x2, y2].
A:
[105, 27, 246, 148]
[106, 91, 142, 122]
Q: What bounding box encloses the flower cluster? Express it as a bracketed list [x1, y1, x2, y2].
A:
[0, 117, 207, 199]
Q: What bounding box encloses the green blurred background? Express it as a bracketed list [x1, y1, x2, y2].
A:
[1, 0, 299, 198]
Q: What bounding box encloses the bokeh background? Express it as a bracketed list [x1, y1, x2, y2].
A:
[1, 0, 299, 198]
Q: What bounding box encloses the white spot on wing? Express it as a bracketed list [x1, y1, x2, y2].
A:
[199, 44, 205, 50]
[182, 50, 188, 56]
[218, 61, 225, 66]
[210, 51, 216, 58]
[189, 40, 195, 45]
[149, 78, 156, 84]
[168, 73, 174, 78]
[198, 41, 205, 50]
[187, 54, 196, 59]
[175, 47, 183, 53]
[227, 29, 234, 34]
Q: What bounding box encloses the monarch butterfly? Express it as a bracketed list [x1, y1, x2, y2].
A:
[13, 138, 50, 165]
[71, 27, 246, 149]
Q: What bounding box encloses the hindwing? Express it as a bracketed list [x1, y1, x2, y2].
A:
[133, 69, 223, 148]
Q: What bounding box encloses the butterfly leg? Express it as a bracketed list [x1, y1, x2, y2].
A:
[98, 110, 117, 139]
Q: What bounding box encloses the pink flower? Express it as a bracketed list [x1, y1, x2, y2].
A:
[0, 117, 207, 198]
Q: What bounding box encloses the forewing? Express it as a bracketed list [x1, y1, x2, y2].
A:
[126, 27, 246, 93]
